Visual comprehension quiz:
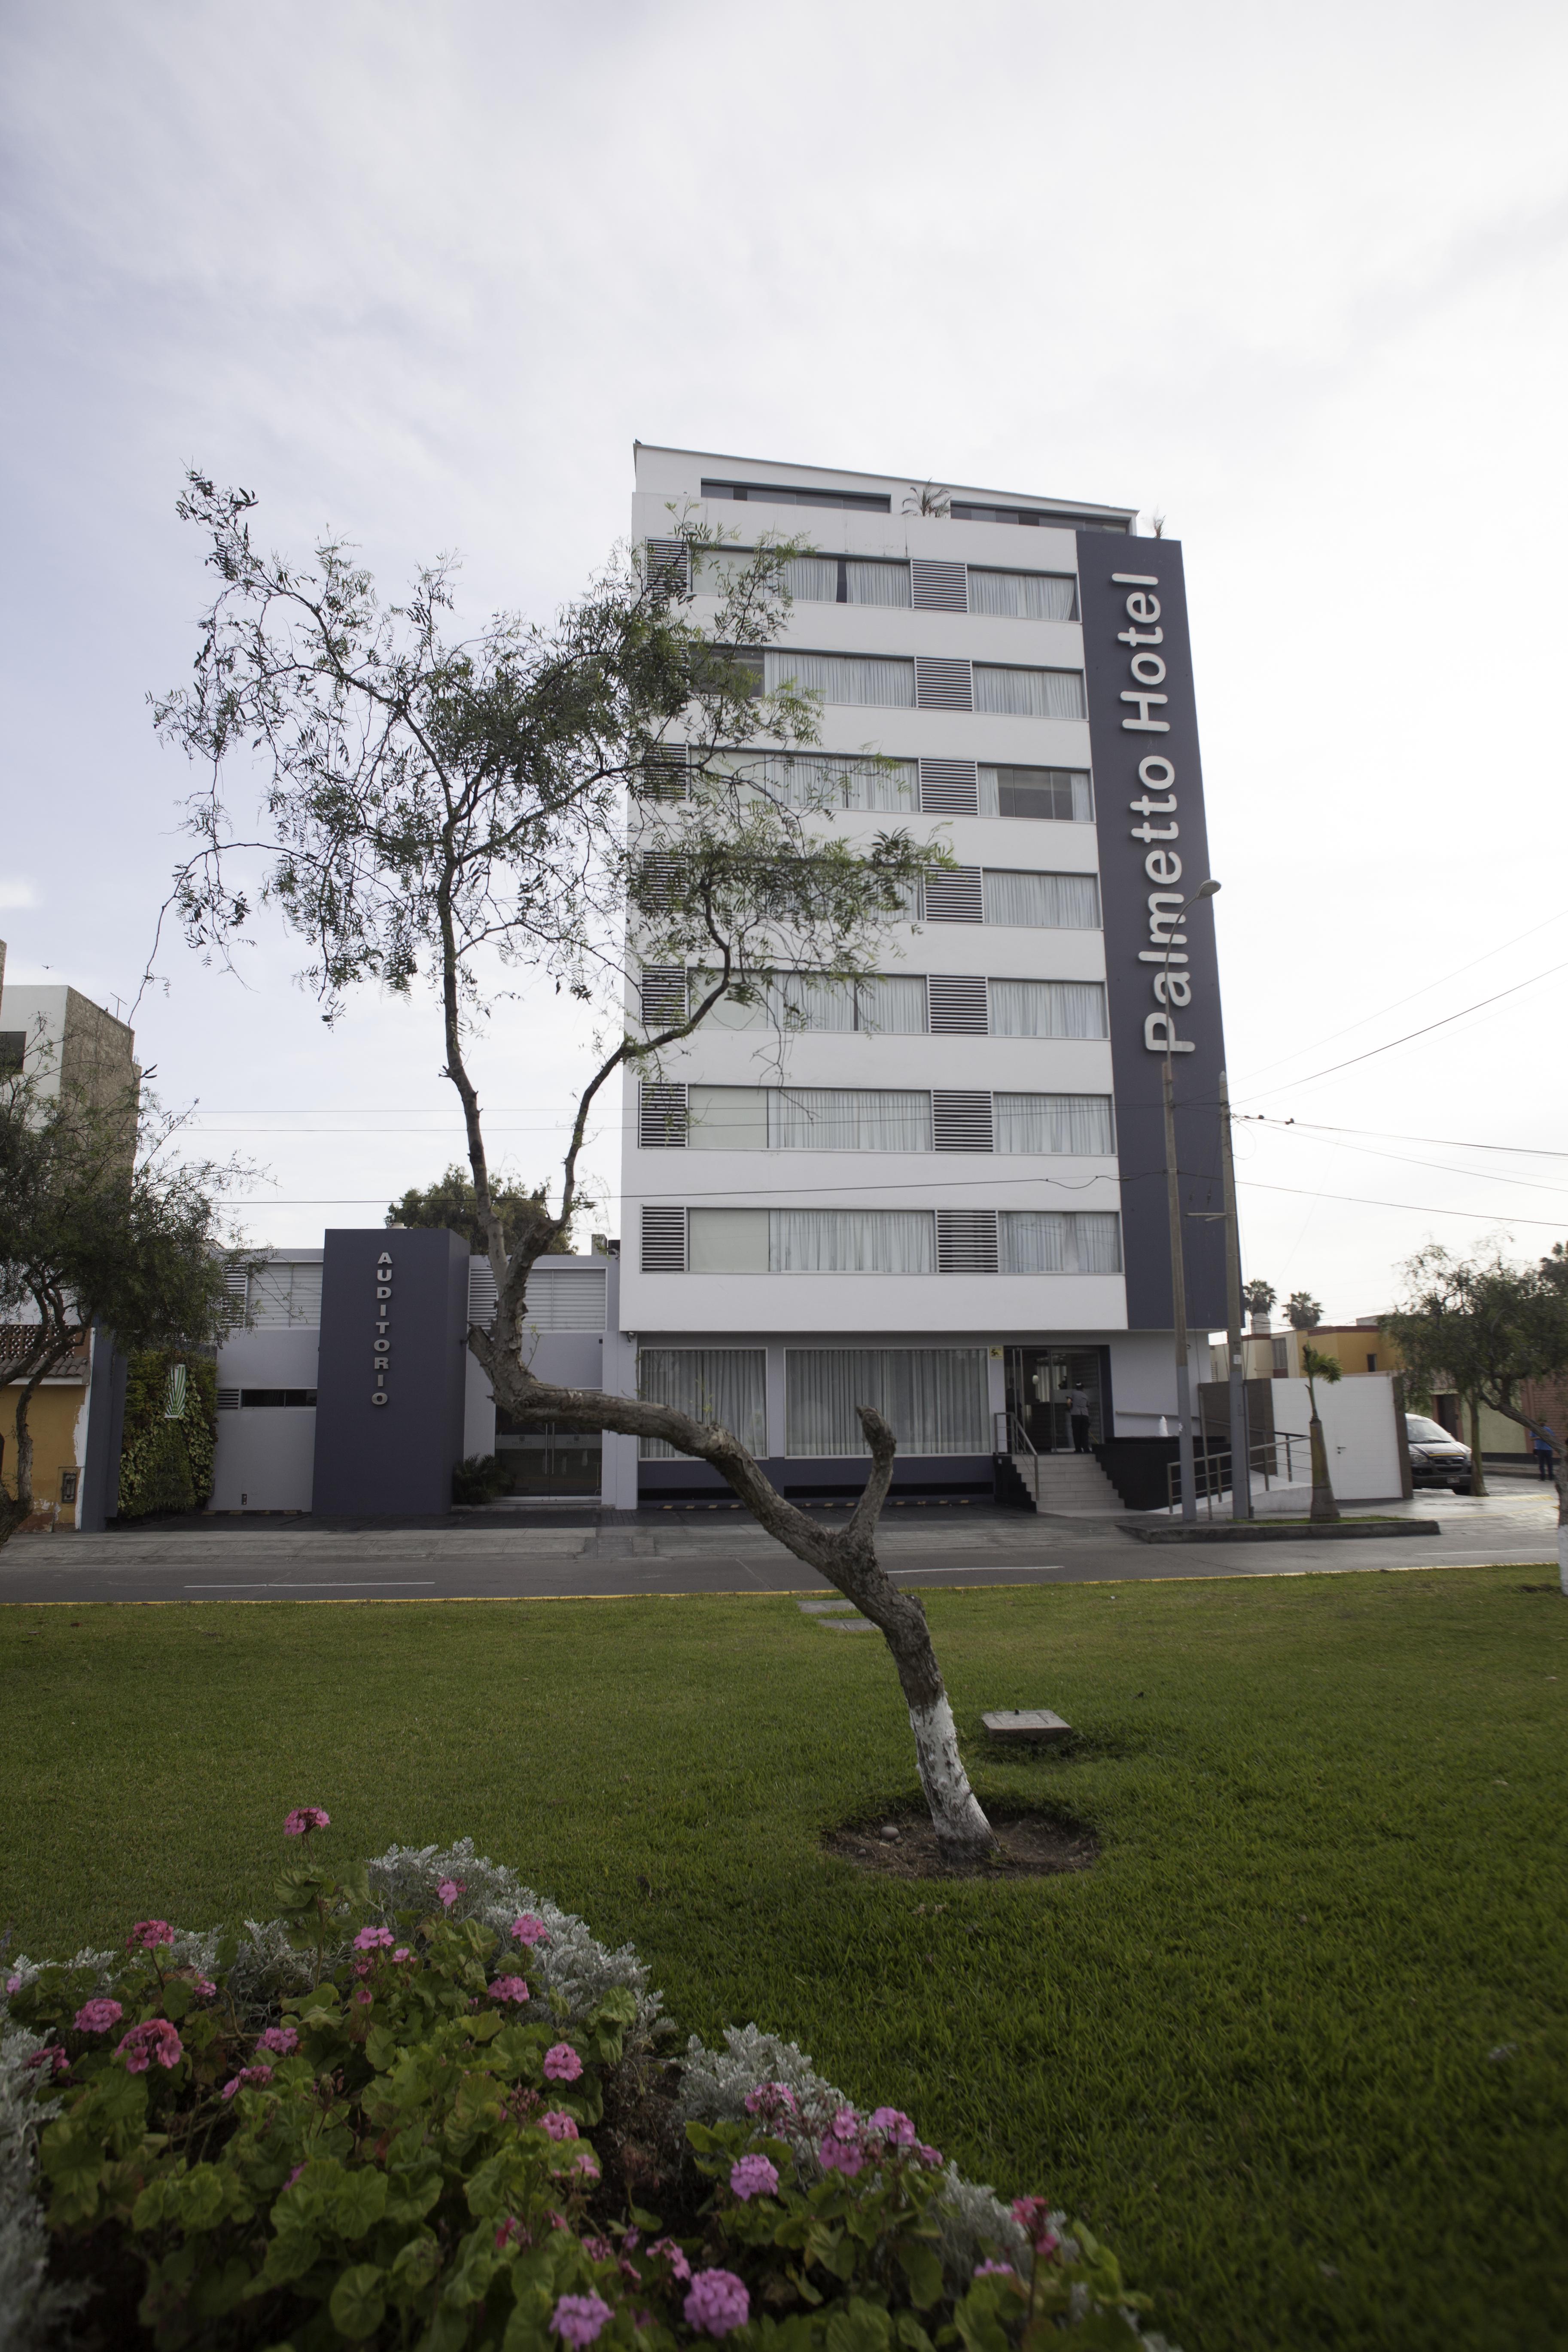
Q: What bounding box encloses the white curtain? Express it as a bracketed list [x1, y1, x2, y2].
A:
[786, 1348, 989, 1456]
[687, 1209, 769, 1272]
[693, 552, 837, 603]
[846, 560, 911, 607]
[999, 1211, 1123, 1274]
[740, 752, 918, 813]
[856, 974, 928, 1033]
[977, 767, 1093, 822]
[994, 1094, 1116, 1155]
[765, 650, 916, 707]
[768, 1089, 932, 1151]
[639, 1347, 767, 1459]
[971, 666, 1087, 720]
[966, 569, 1077, 621]
[982, 870, 1102, 930]
[770, 1210, 935, 1273]
[987, 980, 1108, 1039]
[688, 1088, 768, 1149]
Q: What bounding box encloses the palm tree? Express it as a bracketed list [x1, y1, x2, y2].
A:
[1301, 1345, 1342, 1523]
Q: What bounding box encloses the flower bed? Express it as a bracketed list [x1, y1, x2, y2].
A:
[1, 1821, 1178, 2350]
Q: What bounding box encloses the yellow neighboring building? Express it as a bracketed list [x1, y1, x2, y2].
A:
[0, 1328, 94, 1527]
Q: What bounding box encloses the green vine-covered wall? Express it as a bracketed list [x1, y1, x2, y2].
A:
[117, 1352, 218, 1518]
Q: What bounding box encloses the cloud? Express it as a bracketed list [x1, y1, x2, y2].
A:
[0, 880, 38, 910]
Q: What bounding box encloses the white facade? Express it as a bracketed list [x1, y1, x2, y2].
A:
[620, 446, 1209, 1497]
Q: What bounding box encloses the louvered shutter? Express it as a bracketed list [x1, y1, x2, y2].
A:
[646, 537, 691, 595]
[216, 1387, 241, 1411]
[638, 852, 675, 909]
[639, 1083, 689, 1147]
[923, 867, 984, 923]
[640, 747, 689, 800]
[926, 975, 989, 1034]
[937, 1211, 999, 1273]
[932, 1091, 994, 1151]
[914, 657, 973, 711]
[638, 967, 687, 1025]
[910, 560, 968, 612]
[640, 1205, 688, 1272]
[468, 1261, 498, 1324]
[919, 758, 979, 815]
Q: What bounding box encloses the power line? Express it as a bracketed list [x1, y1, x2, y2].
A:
[1235, 1177, 1568, 1230]
[1256, 1118, 1568, 1162]
[1251, 1123, 1568, 1201]
[1234, 956, 1568, 1101]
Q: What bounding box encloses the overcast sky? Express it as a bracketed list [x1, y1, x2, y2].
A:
[4, 0, 1567, 1320]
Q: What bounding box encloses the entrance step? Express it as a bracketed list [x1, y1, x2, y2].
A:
[1008, 1453, 1125, 1515]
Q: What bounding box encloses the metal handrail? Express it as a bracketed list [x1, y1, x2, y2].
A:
[993, 1407, 1042, 1507]
[1165, 1430, 1309, 1517]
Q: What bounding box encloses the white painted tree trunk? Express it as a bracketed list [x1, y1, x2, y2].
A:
[909, 1695, 995, 1855]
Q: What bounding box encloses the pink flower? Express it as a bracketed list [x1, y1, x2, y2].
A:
[869, 2106, 916, 2147]
[351, 1987, 373, 2007]
[570, 2149, 601, 2181]
[220, 2063, 274, 2100]
[393, 1947, 412, 1963]
[284, 2163, 305, 2189]
[116, 2019, 183, 2073]
[582, 2235, 615, 2261]
[649, 2238, 691, 2282]
[191, 1977, 217, 1999]
[1010, 2197, 1060, 2258]
[24, 2046, 70, 2078]
[256, 2026, 298, 2056]
[684, 2269, 750, 2338]
[126, 1921, 174, 1952]
[744, 2081, 798, 2122]
[5, 1973, 21, 1995]
[729, 2153, 779, 2201]
[283, 1807, 330, 1836]
[512, 1913, 549, 1945]
[496, 2215, 532, 2251]
[74, 1998, 123, 2034]
[487, 1975, 530, 2005]
[975, 2260, 1017, 2279]
[819, 2112, 865, 2177]
[551, 2293, 613, 2346]
[543, 2042, 583, 2082]
[916, 2143, 943, 2168]
[437, 1878, 466, 1909]
[353, 1926, 393, 1952]
[542, 2111, 579, 2141]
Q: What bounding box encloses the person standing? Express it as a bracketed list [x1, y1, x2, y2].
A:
[1533, 1425, 1557, 1482]
[1069, 1384, 1093, 1455]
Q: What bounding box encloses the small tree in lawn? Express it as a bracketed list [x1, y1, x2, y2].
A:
[0, 1046, 243, 1544]
[1300, 1345, 1342, 1523]
[153, 476, 1008, 1857]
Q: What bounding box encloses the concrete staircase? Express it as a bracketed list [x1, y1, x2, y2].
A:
[1006, 1451, 1126, 1516]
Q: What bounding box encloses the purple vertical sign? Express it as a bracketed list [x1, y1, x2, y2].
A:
[1078, 536, 1227, 1331]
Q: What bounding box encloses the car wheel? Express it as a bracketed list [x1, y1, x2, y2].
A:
[1450, 1480, 1472, 1495]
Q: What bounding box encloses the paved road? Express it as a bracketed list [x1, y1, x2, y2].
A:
[0, 1489, 1558, 1606]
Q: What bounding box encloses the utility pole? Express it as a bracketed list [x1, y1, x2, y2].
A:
[1217, 1068, 1251, 1520]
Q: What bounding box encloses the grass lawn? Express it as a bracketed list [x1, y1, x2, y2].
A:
[3, 1565, 1565, 2350]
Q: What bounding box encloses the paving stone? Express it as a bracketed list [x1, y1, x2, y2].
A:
[824, 1618, 877, 1632]
[981, 1707, 1072, 1743]
[796, 1597, 859, 1614]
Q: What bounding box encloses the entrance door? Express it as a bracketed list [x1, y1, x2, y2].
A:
[493, 1412, 602, 1496]
[1005, 1348, 1103, 1454]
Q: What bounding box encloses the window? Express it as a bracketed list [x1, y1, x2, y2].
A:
[701, 479, 892, 512]
[0, 1031, 25, 1077]
[697, 971, 927, 1034]
[236, 1388, 318, 1408]
[767, 1089, 932, 1152]
[993, 1095, 1115, 1154]
[978, 765, 1093, 822]
[638, 1347, 767, 1458]
[244, 1262, 323, 1328]
[786, 1348, 989, 1457]
[763, 650, 915, 707]
[466, 1260, 606, 1330]
[717, 750, 919, 813]
[949, 501, 1130, 533]
[685, 1209, 936, 1274]
[967, 569, 1078, 621]
[999, 1212, 1123, 1274]
[694, 551, 910, 605]
[982, 870, 1101, 930]
[972, 665, 1087, 721]
[987, 980, 1108, 1039]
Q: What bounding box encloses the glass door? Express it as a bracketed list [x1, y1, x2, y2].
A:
[1005, 1348, 1104, 1453]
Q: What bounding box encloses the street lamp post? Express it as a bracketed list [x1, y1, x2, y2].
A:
[1162, 878, 1220, 1525]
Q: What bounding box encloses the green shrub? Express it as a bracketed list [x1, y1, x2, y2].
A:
[2, 1828, 1175, 2352]
[454, 1454, 513, 1506]
[117, 1353, 217, 1519]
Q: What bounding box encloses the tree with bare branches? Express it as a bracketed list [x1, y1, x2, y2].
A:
[155, 476, 1001, 1856]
